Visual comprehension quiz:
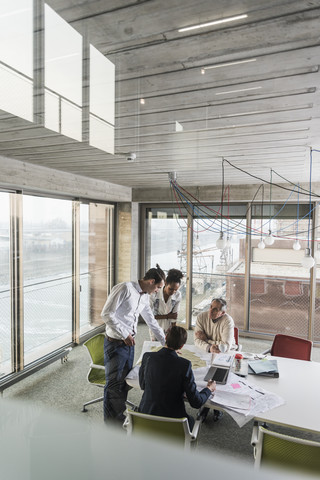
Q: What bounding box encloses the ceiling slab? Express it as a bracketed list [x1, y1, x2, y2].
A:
[2, 0, 320, 189]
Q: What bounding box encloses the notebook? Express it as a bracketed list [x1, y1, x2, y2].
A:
[248, 359, 279, 377]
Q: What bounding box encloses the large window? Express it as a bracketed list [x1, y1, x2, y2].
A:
[249, 204, 311, 337]
[80, 204, 90, 330]
[0, 192, 114, 378]
[191, 205, 247, 326]
[144, 202, 319, 342]
[0, 193, 11, 376]
[23, 196, 73, 364]
[314, 205, 320, 342]
[145, 207, 187, 323]
[79, 202, 114, 335]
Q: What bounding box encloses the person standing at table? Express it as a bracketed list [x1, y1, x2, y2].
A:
[149, 268, 183, 341]
[139, 326, 216, 429]
[101, 264, 166, 424]
[194, 297, 235, 353]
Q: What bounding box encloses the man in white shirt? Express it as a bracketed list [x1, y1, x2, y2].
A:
[101, 265, 166, 423]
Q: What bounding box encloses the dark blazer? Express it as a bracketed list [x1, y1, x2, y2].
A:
[138, 347, 211, 419]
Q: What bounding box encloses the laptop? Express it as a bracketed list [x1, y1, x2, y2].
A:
[204, 366, 230, 385]
[248, 359, 279, 378]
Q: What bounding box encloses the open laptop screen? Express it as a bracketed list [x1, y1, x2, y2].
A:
[204, 366, 230, 385]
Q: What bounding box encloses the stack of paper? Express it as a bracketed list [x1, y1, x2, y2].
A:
[248, 359, 279, 377]
[213, 391, 251, 413]
[212, 353, 235, 367]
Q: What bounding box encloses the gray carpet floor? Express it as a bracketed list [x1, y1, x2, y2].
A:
[3, 324, 320, 467]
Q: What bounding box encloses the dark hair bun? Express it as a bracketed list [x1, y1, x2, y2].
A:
[166, 268, 183, 284]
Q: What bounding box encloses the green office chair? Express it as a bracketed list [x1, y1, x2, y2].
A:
[82, 333, 105, 412]
[124, 408, 201, 450]
[251, 424, 320, 475]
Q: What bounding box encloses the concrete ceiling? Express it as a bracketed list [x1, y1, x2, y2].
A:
[2, 0, 320, 189]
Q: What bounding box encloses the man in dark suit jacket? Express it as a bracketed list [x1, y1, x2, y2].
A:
[138, 326, 216, 429]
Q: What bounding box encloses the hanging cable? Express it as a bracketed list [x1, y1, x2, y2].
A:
[223, 158, 320, 198]
[301, 149, 315, 268]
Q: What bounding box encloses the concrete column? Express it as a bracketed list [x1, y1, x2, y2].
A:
[116, 203, 133, 283]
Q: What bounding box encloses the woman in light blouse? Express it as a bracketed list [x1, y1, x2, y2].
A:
[149, 268, 183, 340]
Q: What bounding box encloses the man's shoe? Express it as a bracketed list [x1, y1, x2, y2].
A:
[197, 407, 210, 423]
[213, 410, 223, 422]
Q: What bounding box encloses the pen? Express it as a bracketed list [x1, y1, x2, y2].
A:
[239, 380, 265, 394]
[255, 389, 265, 395]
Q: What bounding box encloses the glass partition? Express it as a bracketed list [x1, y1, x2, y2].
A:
[89, 45, 115, 154]
[0, 0, 33, 120]
[44, 3, 82, 140]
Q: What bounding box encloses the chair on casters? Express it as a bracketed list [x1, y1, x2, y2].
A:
[262, 333, 312, 361]
[251, 423, 320, 475]
[123, 408, 202, 450]
[82, 333, 105, 412]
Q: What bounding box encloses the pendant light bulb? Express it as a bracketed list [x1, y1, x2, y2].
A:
[292, 239, 301, 251]
[216, 232, 226, 249]
[258, 238, 265, 249]
[264, 230, 275, 246]
[301, 248, 315, 269]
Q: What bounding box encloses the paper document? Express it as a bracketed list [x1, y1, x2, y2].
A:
[213, 391, 251, 410]
[212, 353, 235, 367]
[208, 372, 285, 427]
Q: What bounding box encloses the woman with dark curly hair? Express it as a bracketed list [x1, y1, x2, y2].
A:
[149, 268, 184, 340]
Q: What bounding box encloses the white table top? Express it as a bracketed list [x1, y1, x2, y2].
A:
[127, 342, 320, 434]
[248, 355, 320, 434]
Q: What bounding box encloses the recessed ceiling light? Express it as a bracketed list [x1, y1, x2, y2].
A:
[140, 98, 145, 105]
[178, 14, 248, 33]
[202, 58, 256, 71]
[215, 86, 262, 95]
[201, 68, 205, 75]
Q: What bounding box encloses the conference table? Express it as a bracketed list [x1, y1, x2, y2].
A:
[126, 342, 320, 434]
[247, 355, 320, 434]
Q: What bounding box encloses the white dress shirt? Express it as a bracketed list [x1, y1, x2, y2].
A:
[149, 286, 182, 316]
[101, 281, 165, 344]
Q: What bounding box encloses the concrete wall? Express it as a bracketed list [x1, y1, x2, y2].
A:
[0, 155, 131, 203]
[116, 202, 140, 282]
[132, 182, 320, 203]
[117, 203, 132, 283]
